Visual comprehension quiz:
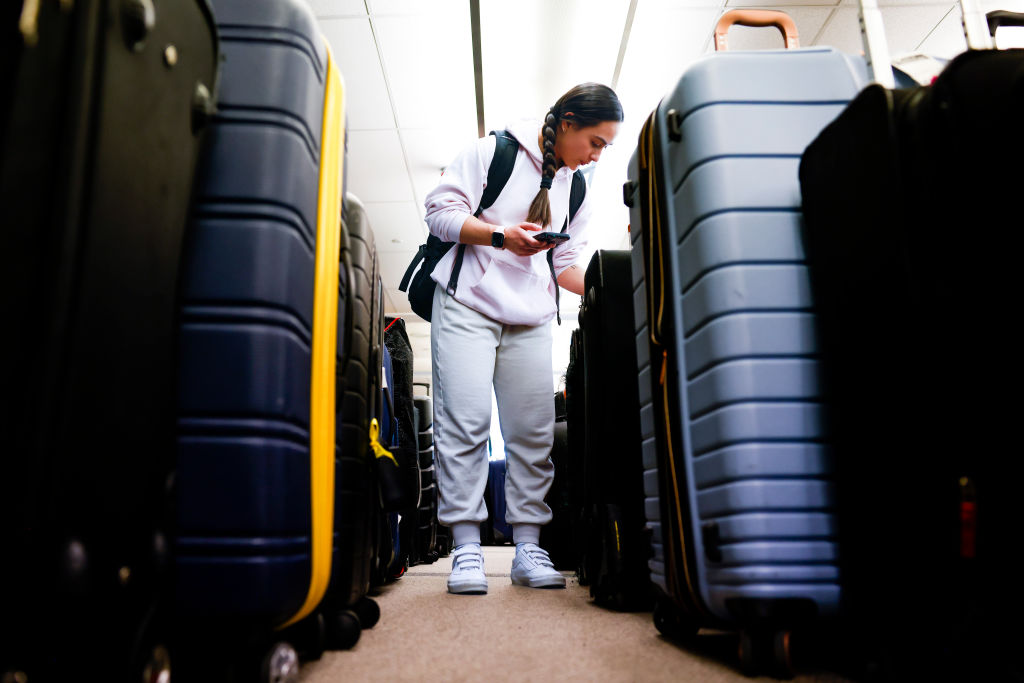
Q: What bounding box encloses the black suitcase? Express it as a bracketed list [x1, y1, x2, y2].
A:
[563, 328, 588, 580]
[383, 316, 422, 570]
[414, 395, 447, 560]
[541, 401, 573, 569]
[0, 0, 217, 678]
[411, 395, 441, 564]
[334, 194, 387, 612]
[578, 251, 651, 610]
[799, 46, 1024, 681]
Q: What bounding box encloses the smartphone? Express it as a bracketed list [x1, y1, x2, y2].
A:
[531, 232, 570, 244]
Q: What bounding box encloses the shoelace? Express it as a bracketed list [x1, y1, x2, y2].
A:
[519, 545, 554, 568]
[452, 546, 483, 572]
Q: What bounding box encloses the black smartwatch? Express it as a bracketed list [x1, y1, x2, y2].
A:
[490, 229, 505, 249]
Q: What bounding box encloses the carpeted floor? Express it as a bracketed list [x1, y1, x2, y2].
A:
[299, 547, 852, 683]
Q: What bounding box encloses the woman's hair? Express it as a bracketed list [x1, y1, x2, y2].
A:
[526, 83, 624, 228]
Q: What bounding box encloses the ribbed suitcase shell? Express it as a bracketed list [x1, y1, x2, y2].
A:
[176, 0, 338, 626]
[413, 396, 441, 563]
[333, 194, 383, 598]
[626, 47, 867, 623]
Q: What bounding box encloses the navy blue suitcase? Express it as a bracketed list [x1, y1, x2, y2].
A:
[173, 0, 357, 669]
[482, 458, 513, 545]
[379, 343, 405, 579]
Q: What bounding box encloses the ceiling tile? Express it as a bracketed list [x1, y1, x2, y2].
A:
[840, 0, 955, 5]
[480, 0, 630, 133]
[890, 4, 957, 53]
[371, 12, 477, 131]
[643, 0, 727, 8]
[362, 201, 427, 252]
[815, 5, 955, 53]
[980, 0, 1024, 10]
[368, 0, 463, 15]
[306, 0, 367, 18]
[726, 0, 839, 5]
[914, 5, 967, 56]
[346, 129, 412, 203]
[318, 17, 394, 130]
[615, 6, 723, 130]
[402, 127, 475, 210]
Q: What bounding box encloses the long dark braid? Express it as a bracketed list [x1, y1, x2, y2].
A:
[526, 108, 560, 228]
[525, 83, 623, 228]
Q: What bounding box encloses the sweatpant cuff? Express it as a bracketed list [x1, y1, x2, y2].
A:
[513, 524, 541, 545]
[452, 522, 482, 547]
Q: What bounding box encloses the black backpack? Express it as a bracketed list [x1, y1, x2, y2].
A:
[399, 130, 585, 323]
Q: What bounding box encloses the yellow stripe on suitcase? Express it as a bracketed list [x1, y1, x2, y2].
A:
[280, 41, 346, 630]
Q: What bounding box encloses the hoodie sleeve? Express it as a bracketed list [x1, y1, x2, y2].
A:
[551, 179, 593, 277]
[423, 135, 497, 243]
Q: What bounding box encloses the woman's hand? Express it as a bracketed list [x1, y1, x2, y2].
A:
[503, 222, 555, 257]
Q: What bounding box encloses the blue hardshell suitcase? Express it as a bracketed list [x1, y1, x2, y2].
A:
[623, 13, 868, 673]
[483, 458, 513, 545]
[174, 0, 352, 663]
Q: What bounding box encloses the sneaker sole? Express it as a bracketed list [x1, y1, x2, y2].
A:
[447, 580, 489, 595]
[511, 574, 566, 589]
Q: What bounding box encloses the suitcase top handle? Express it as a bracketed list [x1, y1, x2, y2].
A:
[714, 10, 799, 51]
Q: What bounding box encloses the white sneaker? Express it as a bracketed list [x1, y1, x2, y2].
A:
[510, 543, 566, 589]
[447, 543, 487, 594]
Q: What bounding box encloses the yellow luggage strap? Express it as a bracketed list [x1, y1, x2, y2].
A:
[369, 418, 398, 466]
[279, 40, 345, 630]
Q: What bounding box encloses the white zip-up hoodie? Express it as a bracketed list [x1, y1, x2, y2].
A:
[423, 119, 593, 327]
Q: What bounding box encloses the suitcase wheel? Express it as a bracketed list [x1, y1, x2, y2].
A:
[285, 612, 326, 662]
[259, 642, 300, 683]
[738, 629, 795, 679]
[354, 596, 381, 630]
[324, 609, 361, 651]
[653, 601, 698, 642]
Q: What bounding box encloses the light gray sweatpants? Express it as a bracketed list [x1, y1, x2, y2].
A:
[430, 285, 555, 548]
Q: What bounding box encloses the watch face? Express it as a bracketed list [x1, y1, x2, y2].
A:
[491, 231, 504, 248]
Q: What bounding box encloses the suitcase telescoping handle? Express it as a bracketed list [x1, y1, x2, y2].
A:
[987, 10, 1024, 37]
[713, 10, 799, 51]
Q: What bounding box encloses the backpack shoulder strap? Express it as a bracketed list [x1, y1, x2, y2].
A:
[449, 130, 520, 295]
[475, 130, 519, 216]
[548, 170, 588, 326]
[568, 169, 586, 224]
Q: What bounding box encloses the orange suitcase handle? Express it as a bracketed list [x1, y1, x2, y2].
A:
[714, 9, 800, 51]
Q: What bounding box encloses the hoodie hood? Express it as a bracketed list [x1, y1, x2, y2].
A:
[503, 118, 544, 164]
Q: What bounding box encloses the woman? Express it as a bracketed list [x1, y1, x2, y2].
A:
[424, 83, 623, 594]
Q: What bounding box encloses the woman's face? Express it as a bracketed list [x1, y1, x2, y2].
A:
[555, 119, 620, 170]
